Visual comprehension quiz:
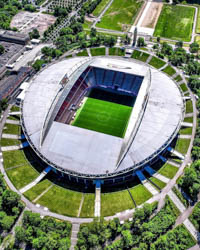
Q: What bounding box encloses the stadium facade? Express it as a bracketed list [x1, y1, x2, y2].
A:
[21, 57, 184, 187]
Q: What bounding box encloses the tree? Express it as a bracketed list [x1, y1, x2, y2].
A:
[15, 226, 26, 244]
[29, 28, 40, 39]
[2, 190, 20, 213]
[176, 40, 183, 48]
[157, 36, 160, 43]
[0, 44, 4, 54]
[190, 42, 199, 53]
[1, 215, 14, 231]
[137, 37, 145, 47]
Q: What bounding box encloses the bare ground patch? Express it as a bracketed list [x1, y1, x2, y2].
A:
[141, 2, 163, 29]
[11, 11, 56, 35]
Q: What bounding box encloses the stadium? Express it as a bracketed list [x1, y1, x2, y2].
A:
[21, 56, 184, 187]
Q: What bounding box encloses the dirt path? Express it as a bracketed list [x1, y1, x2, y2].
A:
[141, 1, 163, 29]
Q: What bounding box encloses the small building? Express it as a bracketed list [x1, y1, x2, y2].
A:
[0, 30, 29, 45]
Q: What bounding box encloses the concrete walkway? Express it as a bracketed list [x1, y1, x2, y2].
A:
[167, 159, 181, 168]
[1, 141, 29, 152]
[94, 187, 101, 217]
[142, 180, 159, 195]
[2, 133, 20, 139]
[70, 223, 80, 250]
[8, 111, 21, 116]
[183, 219, 199, 241]
[181, 122, 193, 128]
[170, 148, 185, 160]
[168, 190, 186, 213]
[154, 173, 170, 183]
[6, 119, 20, 125]
[179, 134, 192, 139]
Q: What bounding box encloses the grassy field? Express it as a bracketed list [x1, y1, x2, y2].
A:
[183, 117, 193, 123]
[11, 106, 20, 112]
[129, 184, 152, 205]
[80, 193, 95, 218]
[179, 127, 192, 135]
[154, 4, 195, 42]
[82, 20, 93, 29]
[148, 56, 166, 69]
[96, 0, 143, 31]
[6, 164, 39, 190]
[24, 180, 52, 201]
[180, 83, 188, 92]
[175, 138, 190, 155]
[195, 35, 200, 46]
[90, 47, 106, 56]
[76, 50, 88, 56]
[186, 100, 193, 113]
[150, 177, 166, 189]
[109, 47, 125, 56]
[0, 138, 20, 147]
[131, 50, 150, 62]
[72, 98, 132, 138]
[2, 150, 27, 169]
[101, 190, 134, 216]
[158, 163, 178, 179]
[162, 65, 176, 76]
[93, 0, 110, 16]
[37, 185, 82, 217]
[196, 7, 200, 34]
[3, 124, 20, 135]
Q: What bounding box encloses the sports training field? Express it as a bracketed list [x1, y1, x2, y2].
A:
[72, 98, 132, 138]
[154, 4, 195, 42]
[96, 0, 143, 31]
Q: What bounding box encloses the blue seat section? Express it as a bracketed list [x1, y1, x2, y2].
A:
[20, 134, 25, 140]
[95, 180, 101, 188]
[44, 166, 52, 173]
[167, 146, 172, 152]
[144, 165, 156, 176]
[136, 170, 146, 182]
[22, 141, 29, 148]
[159, 155, 167, 162]
[79, 66, 143, 94]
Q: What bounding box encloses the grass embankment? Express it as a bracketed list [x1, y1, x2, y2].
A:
[158, 163, 178, 179]
[90, 47, 106, 56]
[80, 194, 95, 218]
[96, 0, 143, 31]
[131, 50, 150, 62]
[37, 185, 83, 217]
[180, 83, 188, 92]
[186, 100, 193, 113]
[148, 56, 166, 69]
[154, 4, 195, 42]
[109, 47, 125, 56]
[76, 50, 89, 56]
[175, 138, 190, 155]
[162, 65, 176, 76]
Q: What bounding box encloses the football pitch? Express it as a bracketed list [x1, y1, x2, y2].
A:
[72, 98, 132, 138]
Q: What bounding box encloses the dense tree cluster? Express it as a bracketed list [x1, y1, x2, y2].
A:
[0, 174, 24, 243]
[189, 202, 200, 231]
[32, 59, 46, 71]
[14, 211, 72, 249]
[77, 199, 184, 249]
[29, 28, 40, 39]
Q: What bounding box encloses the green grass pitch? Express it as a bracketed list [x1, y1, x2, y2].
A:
[72, 98, 132, 138]
[154, 4, 195, 42]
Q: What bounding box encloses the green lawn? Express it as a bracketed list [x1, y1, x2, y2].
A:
[180, 83, 188, 93]
[148, 56, 166, 69]
[131, 50, 150, 62]
[179, 127, 192, 135]
[72, 98, 132, 138]
[2, 150, 27, 169]
[82, 20, 93, 29]
[11, 106, 20, 112]
[0, 138, 20, 147]
[80, 193, 95, 218]
[101, 190, 134, 216]
[37, 185, 82, 217]
[109, 47, 125, 56]
[158, 163, 178, 179]
[93, 0, 111, 16]
[183, 117, 193, 123]
[96, 0, 143, 31]
[90, 47, 105, 56]
[6, 164, 39, 190]
[3, 124, 20, 135]
[196, 7, 200, 34]
[154, 4, 195, 42]
[76, 50, 88, 56]
[175, 138, 190, 155]
[186, 100, 193, 113]
[162, 65, 176, 76]
[174, 75, 182, 82]
[150, 177, 166, 189]
[129, 184, 152, 205]
[24, 180, 52, 201]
